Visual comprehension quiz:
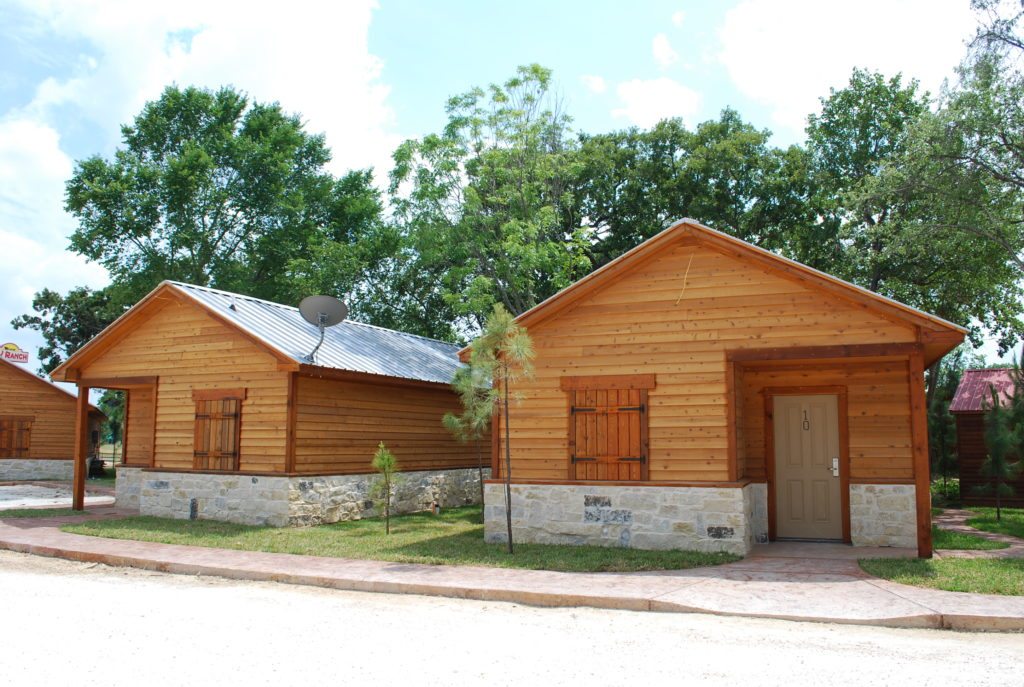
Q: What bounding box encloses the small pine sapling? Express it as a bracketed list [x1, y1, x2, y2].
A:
[371, 442, 399, 534]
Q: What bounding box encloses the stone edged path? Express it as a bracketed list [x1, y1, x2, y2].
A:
[933, 508, 1024, 559]
[1, 509, 1023, 632]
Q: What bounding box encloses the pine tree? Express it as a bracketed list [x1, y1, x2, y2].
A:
[976, 386, 1023, 520]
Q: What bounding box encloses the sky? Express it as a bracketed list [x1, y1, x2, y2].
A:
[0, 0, 996, 383]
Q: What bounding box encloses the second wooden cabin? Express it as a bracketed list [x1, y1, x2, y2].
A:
[51, 282, 482, 526]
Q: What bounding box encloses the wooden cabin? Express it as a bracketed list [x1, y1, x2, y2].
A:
[0, 357, 104, 480]
[949, 368, 1024, 507]
[474, 219, 965, 557]
[50, 282, 481, 525]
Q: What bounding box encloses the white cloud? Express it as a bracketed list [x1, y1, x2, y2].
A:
[652, 33, 679, 69]
[671, 11, 686, 27]
[0, 119, 108, 359]
[717, 0, 975, 138]
[612, 78, 702, 128]
[0, 0, 397, 364]
[581, 74, 607, 94]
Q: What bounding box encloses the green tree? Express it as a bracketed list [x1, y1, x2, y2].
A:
[11, 286, 123, 374]
[443, 364, 493, 519]
[97, 390, 125, 464]
[462, 304, 534, 553]
[390, 65, 591, 333]
[977, 385, 1024, 520]
[575, 110, 815, 267]
[18, 85, 386, 369]
[370, 442, 399, 534]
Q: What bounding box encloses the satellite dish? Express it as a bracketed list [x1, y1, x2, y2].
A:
[299, 295, 348, 363]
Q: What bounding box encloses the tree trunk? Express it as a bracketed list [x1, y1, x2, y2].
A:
[476, 435, 485, 523]
[385, 475, 391, 535]
[925, 360, 941, 409]
[503, 368, 514, 554]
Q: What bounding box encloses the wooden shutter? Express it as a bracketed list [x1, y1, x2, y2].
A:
[568, 388, 649, 481]
[193, 398, 241, 471]
[0, 418, 31, 458]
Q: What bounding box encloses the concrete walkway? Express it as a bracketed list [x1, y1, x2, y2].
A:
[934, 508, 1024, 559]
[0, 482, 115, 510]
[0, 507, 1022, 631]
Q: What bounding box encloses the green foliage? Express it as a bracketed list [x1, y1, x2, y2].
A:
[97, 390, 125, 447]
[575, 110, 815, 267]
[18, 85, 386, 370]
[10, 286, 123, 374]
[460, 303, 535, 553]
[370, 442, 399, 534]
[390, 64, 592, 333]
[975, 380, 1024, 518]
[931, 478, 961, 505]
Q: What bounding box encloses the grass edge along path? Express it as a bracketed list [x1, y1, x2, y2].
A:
[60, 505, 739, 573]
[859, 557, 1024, 596]
[965, 507, 1024, 541]
[0, 508, 86, 519]
[931, 525, 1010, 551]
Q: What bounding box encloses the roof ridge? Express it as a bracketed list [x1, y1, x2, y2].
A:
[167, 281, 459, 348]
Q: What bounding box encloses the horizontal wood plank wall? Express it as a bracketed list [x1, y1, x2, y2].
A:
[124, 387, 155, 466]
[293, 376, 478, 474]
[0, 362, 100, 459]
[500, 243, 917, 482]
[956, 413, 1024, 506]
[739, 362, 914, 481]
[78, 300, 289, 472]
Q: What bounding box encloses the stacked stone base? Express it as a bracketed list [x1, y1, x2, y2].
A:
[116, 466, 489, 527]
[484, 481, 917, 554]
[849, 484, 917, 549]
[484, 482, 768, 555]
[0, 458, 73, 481]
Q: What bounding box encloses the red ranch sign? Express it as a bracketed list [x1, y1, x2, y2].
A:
[1, 343, 29, 364]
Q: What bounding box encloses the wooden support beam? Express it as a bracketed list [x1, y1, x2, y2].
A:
[72, 385, 90, 511]
[908, 350, 933, 558]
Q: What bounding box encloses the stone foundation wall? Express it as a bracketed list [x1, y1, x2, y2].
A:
[484, 483, 753, 555]
[849, 484, 917, 548]
[131, 467, 489, 527]
[0, 458, 73, 481]
[744, 482, 769, 544]
[114, 467, 145, 509]
[288, 468, 489, 526]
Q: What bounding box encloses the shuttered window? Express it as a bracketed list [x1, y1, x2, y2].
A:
[0, 417, 32, 458]
[193, 398, 241, 471]
[563, 376, 654, 481]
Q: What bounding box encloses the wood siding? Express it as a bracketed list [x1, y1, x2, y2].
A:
[498, 242, 917, 482]
[124, 387, 155, 466]
[293, 375, 478, 474]
[78, 300, 289, 472]
[0, 361, 100, 459]
[956, 413, 1024, 506]
[738, 362, 914, 482]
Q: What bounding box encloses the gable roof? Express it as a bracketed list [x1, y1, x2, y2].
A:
[950, 368, 1016, 413]
[0, 357, 105, 417]
[460, 218, 967, 362]
[51, 282, 463, 386]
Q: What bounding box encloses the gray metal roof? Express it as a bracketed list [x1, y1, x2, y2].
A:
[169, 282, 462, 385]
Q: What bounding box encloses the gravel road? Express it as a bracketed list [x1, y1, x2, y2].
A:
[0, 550, 1020, 686]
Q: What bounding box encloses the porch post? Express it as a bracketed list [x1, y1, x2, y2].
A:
[908, 351, 932, 558]
[72, 386, 90, 511]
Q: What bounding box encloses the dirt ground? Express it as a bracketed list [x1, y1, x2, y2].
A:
[0, 549, 1021, 686]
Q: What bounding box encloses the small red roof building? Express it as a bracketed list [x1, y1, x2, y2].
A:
[949, 368, 1016, 413]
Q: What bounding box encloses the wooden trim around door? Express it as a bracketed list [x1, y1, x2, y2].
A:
[763, 386, 851, 543]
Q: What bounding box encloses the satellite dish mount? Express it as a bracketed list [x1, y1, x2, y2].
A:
[299, 295, 348, 364]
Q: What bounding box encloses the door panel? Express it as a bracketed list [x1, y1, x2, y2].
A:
[774, 394, 842, 540]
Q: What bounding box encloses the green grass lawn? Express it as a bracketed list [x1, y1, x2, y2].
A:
[61, 505, 739, 573]
[932, 525, 1009, 551]
[0, 508, 86, 518]
[965, 507, 1024, 540]
[859, 558, 1024, 596]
